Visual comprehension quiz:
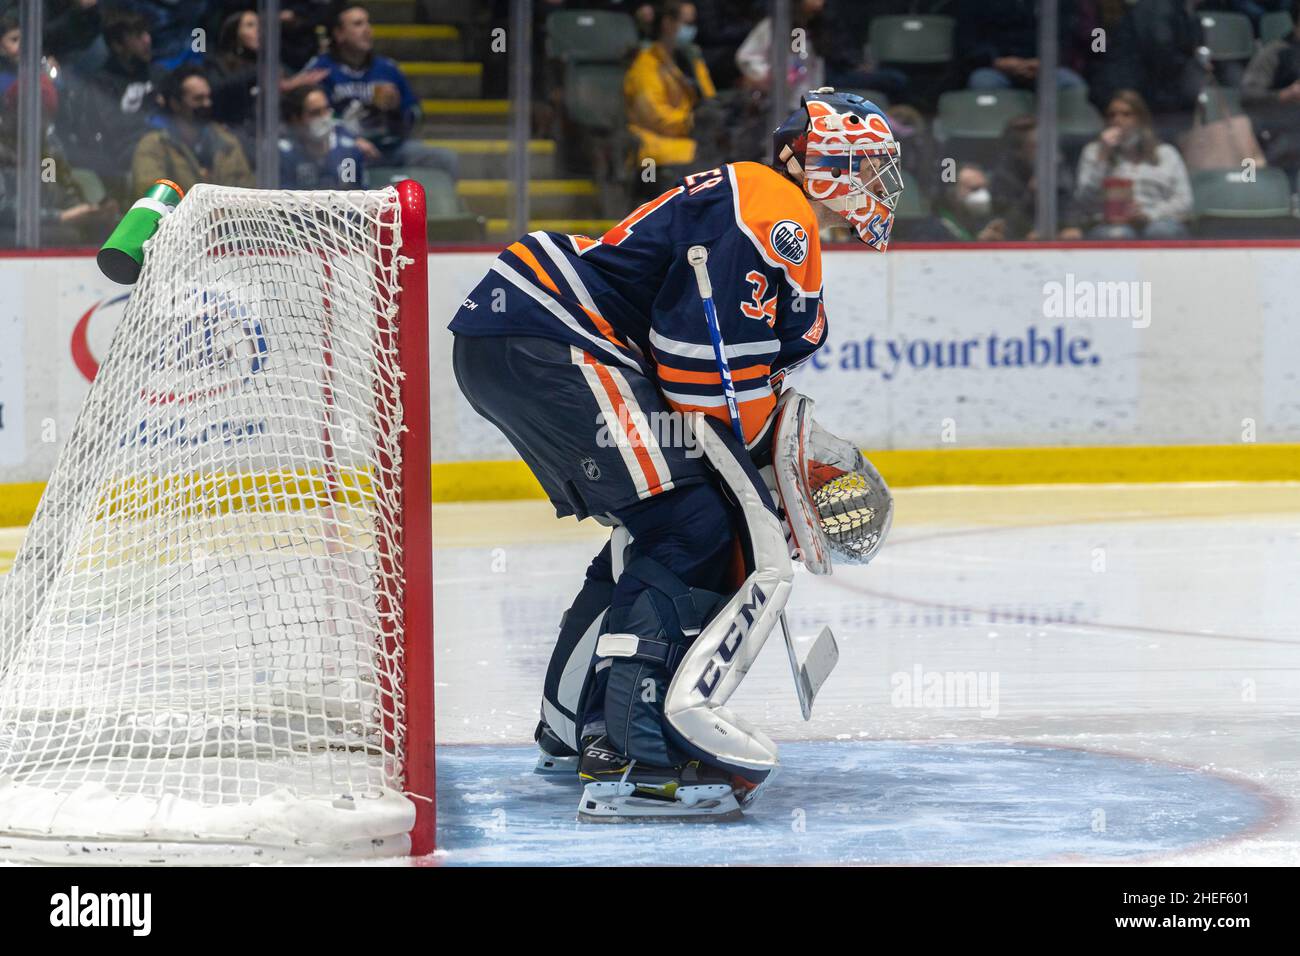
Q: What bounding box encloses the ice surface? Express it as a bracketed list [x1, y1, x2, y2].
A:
[431, 484, 1300, 865]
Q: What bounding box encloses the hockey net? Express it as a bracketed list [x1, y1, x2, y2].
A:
[0, 183, 433, 862]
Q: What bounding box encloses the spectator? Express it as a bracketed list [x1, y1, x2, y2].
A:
[885, 104, 938, 201]
[57, 11, 161, 201]
[989, 114, 1083, 240]
[130, 63, 254, 195]
[1092, 0, 1204, 136]
[919, 162, 1007, 241]
[955, 0, 1085, 91]
[624, 2, 716, 180]
[820, 0, 908, 102]
[208, 8, 259, 142]
[736, 0, 826, 111]
[0, 14, 18, 101]
[208, 0, 333, 71]
[278, 83, 366, 188]
[0, 79, 119, 246]
[302, 2, 456, 176]
[106, 0, 209, 68]
[1242, 0, 1300, 179]
[1075, 90, 1193, 239]
[208, 9, 327, 150]
[45, 1, 107, 70]
[696, 0, 762, 90]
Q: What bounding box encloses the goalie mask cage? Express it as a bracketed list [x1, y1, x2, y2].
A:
[0, 182, 434, 863]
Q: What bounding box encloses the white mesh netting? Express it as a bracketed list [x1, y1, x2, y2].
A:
[0, 185, 421, 860]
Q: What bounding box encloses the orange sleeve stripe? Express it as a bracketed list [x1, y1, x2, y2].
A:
[665, 393, 776, 444]
[655, 363, 771, 385]
[508, 242, 562, 296]
[508, 241, 629, 355]
[582, 353, 667, 494]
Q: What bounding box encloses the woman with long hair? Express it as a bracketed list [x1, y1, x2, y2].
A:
[1075, 89, 1193, 239]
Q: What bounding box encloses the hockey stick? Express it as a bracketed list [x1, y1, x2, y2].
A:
[686, 246, 745, 443]
[686, 245, 837, 719]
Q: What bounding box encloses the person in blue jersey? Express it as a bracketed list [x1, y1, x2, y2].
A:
[449, 89, 903, 820]
[302, 2, 456, 177]
[278, 84, 367, 188]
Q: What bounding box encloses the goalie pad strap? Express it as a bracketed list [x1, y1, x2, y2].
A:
[595, 632, 687, 670]
[618, 556, 715, 637]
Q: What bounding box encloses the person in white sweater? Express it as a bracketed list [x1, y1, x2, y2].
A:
[1075, 89, 1193, 239]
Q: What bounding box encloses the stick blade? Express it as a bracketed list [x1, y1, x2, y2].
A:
[784, 624, 839, 720]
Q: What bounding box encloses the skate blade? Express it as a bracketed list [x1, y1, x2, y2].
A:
[534, 752, 579, 777]
[577, 782, 743, 823]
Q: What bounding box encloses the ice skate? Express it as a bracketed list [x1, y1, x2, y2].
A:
[533, 721, 579, 777]
[576, 736, 753, 822]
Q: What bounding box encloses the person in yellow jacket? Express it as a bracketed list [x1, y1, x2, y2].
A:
[131, 63, 254, 198]
[624, 1, 716, 173]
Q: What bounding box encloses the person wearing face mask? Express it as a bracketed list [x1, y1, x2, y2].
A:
[1075, 89, 1193, 240]
[278, 84, 367, 189]
[130, 63, 254, 196]
[915, 163, 1006, 242]
[624, 1, 717, 195]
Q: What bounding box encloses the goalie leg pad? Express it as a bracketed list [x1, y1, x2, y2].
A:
[663, 416, 793, 784]
[597, 556, 726, 767]
[538, 541, 614, 755]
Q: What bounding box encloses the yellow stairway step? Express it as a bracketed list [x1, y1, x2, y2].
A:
[400, 61, 483, 76]
[423, 138, 556, 155]
[422, 99, 510, 115]
[458, 179, 597, 197]
[487, 218, 617, 234]
[373, 24, 459, 40]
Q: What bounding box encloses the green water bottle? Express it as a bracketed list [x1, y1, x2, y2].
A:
[96, 179, 185, 285]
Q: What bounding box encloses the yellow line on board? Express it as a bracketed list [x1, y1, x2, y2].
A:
[4, 446, 1298, 526]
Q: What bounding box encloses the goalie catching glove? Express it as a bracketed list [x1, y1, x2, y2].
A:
[763, 388, 893, 575]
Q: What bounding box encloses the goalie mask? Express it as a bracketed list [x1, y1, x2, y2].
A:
[773, 88, 903, 251]
[769, 389, 893, 575]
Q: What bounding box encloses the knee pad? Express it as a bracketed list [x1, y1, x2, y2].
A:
[596, 556, 726, 766]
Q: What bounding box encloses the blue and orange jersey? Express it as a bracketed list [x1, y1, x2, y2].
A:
[448, 161, 828, 442]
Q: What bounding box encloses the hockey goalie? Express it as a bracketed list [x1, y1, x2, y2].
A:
[448, 89, 899, 821]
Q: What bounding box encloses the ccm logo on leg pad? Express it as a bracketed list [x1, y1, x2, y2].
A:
[694, 584, 766, 697]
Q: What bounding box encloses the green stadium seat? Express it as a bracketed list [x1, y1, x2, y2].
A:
[1195, 84, 1243, 121]
[1192, 166, 1292, 217]
[867, 15, 955, 65]
[1199, 11, 1255, 61]
[70, 168, 107, 205]
[935, 89, 1035, 140]
[1056, 85, 1103, 139]
[368, 166, 486, 240]
[1260, 10, 1294, 43]
[546, 10, 638, 62]
[565, 62, 627, 132]
[894, 169, 929, 220]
